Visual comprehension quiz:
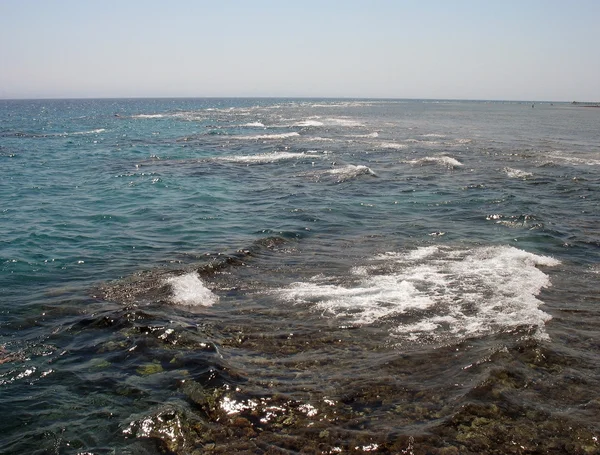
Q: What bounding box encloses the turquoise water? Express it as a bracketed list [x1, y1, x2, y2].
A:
[1, 99, 599, 453]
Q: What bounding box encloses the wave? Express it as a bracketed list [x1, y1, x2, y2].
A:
[377, 142, 408, 150]
[275, 117, 362, 128]
[218, 151, 321, 164]
[242, 122, 265, 128]
[294, 120, 324, 127]
[69, 128, 106, 135]
[405, 156, 463, 168]
[308, 101, 375, 108]
[133, 114, 165, 119]
[232, 132, 300, 140]
[164, 272, 218, 306]
[547, 152, 600, 167]
[304, 136, 336, 142]
[278, 245, 559, 343]
[405, 138, 441, 145]
[353, 132, 379, 138]
[503, 167, 533, 178]
[1, 128, 108, 138]
[326, 118, 364, 127]
[324, 164, 377, 182]
[486, 214, 543, 230]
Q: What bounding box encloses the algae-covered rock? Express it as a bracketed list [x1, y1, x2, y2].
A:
[136, 360, 164, 376]
[91, 358, 111, 369]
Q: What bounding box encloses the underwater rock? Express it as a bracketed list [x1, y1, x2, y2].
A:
[122, 406, 202, 454]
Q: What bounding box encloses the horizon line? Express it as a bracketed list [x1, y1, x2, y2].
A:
[0, 95, 587, 104]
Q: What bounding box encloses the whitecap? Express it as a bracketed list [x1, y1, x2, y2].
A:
[165, 272, 218, 306]
[242, 122, 265, 127]
[294, 120, 324, 127]
[353, 132, 379, 138]
[546, 152, 600, 166]
[219, 151, 320, 164]
[405, 156, 463, 168]
[67, 128, 106, 135]
[324, 118, 364, 127]
[324, 164, 377, 182]
[133, 114, 165, 119]
[232, 132, 300, 140]
[304, 136, 336, 142]
[281, 276, 433, 325]
[503, 167, 533, 178]
[404, 138, 441, 145]
[278, 245, 560, 342]
[377, 142, 407, 150]
[376, 245, 440, 261]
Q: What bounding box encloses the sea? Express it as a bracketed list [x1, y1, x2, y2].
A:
[1, 98, 599, 454]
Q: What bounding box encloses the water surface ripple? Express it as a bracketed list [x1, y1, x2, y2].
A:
[1, 99, 599, 454]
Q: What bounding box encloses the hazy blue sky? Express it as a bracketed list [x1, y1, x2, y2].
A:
[1, 0, 598, 101]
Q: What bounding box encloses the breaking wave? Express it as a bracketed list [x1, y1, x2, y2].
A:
[232, 132, 300, 140]
[278, 245, 560, 343]
[165, 272, 218, 306]
[405, 156, 463, 168]
[503, 167, 533, 178]
[218, 151, 321, 164]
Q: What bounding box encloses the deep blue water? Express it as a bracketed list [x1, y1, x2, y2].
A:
[1, 98, 599, 454]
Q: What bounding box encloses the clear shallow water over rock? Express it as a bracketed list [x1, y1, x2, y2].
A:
[1, 98, 599, 454]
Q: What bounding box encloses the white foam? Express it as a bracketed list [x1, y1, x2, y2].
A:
[282, 276, 434, 325]
[405, 156, 463, 168]
[309, 101, 374, 108]
[233, 132, 300, 140]
[327, 118, 363, 127]
[294, 120, 324, 127]
[305, 136, 336, 142]
[405, 138, 441, 145]
[243, 122, 265, 127]
[279, 246, 560, 342]
[68, 128, 106, 135]
[378, 142, 408, 150]
[219, 151, 320, 164]
[503, 167, 533, 178]
[165, 272, 218, 306]
[133, 114, 165, 119]
[376, 246, 440, 261]
[546, 152, 600, 166]
[353, 132, 379, 138]
[325, 164, 376, 182]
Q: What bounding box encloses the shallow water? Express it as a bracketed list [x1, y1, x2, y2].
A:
[1, 98, 599, 454]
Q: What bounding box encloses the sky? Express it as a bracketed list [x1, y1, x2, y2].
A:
[1, 0, 599, 101]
